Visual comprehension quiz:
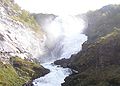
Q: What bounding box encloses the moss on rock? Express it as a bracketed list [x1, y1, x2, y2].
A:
[61, 29, 120, 86]
[0, 57, 49, 86]
[0, 62, 25, 86]
[59, 4, 120, 86]
[1, 0, 42, 33]
[10, 57, 49, 80]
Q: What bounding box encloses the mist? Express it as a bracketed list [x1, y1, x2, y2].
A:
[33, 14, 87, 86]
[33, 14, 87, 62]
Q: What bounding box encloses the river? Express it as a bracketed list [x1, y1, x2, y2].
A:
[33, 16, 87, 86]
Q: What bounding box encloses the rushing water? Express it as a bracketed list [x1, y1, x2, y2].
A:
[33, 34, 87, 86]
[33, 16, 87, 86]
[33, 62, 72, 86]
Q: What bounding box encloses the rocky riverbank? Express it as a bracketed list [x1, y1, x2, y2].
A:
[0, 0, 50, 86]
[55, 4, 120, 86]
[0, 56, 49, 86]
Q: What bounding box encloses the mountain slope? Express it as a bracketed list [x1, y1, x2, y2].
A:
[84, 4, 120, 42]
[0, 0, 49, 85]
[54, 4, 120, 86]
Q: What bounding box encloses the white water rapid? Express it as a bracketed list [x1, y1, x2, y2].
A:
[33, 16, 87, 86]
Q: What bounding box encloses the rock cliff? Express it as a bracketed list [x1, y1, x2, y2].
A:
[0, 0, 49, 85]
[55, 4, 120, 86]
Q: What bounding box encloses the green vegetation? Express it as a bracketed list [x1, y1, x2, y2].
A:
[97, 29, 120, 44]
[63, 30, 120, 86]
[11, 10, 40, 32]
[62, 5, 120, 86]
[10, 56, 48, 80]
[0, 56, 49, 86]
[0, 0, 47, 85]
[2, 0, 41, 33]
[0, 62, 25, 86]
[65, 65, 120, 86]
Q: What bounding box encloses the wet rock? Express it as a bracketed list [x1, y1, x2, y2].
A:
[54, 58, 70, 68]
[54, 54, 77, 68]
[10, 56, 50, 86]
[62, 31, 120, 86]
[0, 33, 4, 41]
[62, 5, 120, 86]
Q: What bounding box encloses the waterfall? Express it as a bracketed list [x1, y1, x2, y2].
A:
[33, 15, 87, 86]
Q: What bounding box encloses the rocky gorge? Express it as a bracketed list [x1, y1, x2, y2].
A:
[55, 5, 120, 86]
[0, 0, 120, 86]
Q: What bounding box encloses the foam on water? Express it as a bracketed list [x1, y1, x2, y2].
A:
[33, 63, 72, 86]
[33, 16, 87, 86]
[33, 33, 87, 86]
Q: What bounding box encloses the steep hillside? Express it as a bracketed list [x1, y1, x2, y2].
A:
[55, 4, 120, 86]
[0, 0, 49, 85]
[84, 4, 120, 41]
[0, 0, 46, 59]
[61, 29, 120, 86]
[0, 0, 41, 32]
[0, 56, 49, 86]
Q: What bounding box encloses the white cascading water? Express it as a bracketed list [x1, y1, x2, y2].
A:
[33, 15, 87, 86]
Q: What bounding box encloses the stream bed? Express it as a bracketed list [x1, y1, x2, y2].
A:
[33, 62, 71, 86]
[33, 34, 87, 86]
[32, 16, 87, 86]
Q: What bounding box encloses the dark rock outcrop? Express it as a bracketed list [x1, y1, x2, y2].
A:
[84, 4, 120, 42]
[62, 30, 120, 86]
[60, 4, 120, 86]
[54, 58, 70, 68]
[54, 54, 77, 68]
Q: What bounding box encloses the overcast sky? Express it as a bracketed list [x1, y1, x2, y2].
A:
[15, 0, 120, 15]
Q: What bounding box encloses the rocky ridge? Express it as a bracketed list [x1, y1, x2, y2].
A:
[55, 4, 120, 86]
